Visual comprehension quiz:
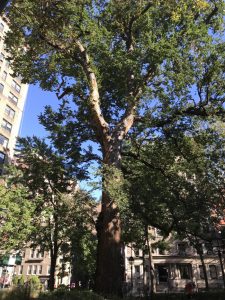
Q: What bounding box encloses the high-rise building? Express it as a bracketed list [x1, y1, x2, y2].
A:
[0, 16, 28, 172]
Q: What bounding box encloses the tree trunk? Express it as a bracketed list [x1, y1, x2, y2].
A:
[217, 249, 225, 289]
[95, 150, 123, 297]
[49, 247, 58, 291]
[198, 249, 209, 290]
[146, 227, 156, 295]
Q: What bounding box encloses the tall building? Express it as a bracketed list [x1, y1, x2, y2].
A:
[0, 16, 28, 172]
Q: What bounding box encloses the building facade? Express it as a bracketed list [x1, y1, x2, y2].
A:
[14, 247, 71, 289]
[0, 16, 29, 173]
[124, 229, 225, 296]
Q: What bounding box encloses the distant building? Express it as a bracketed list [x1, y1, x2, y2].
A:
[15, 247, 71, 288]
[124, 227, 225, 296]
[0, 16, 29, 173]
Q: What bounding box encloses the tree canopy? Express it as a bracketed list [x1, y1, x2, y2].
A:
[4, 0, 225, 295]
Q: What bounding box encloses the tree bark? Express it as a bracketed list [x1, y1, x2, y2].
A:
[146, 227, 156, 295]
[95, 155, 123, 296]
[197, 247, 209, 291]
[49, 247, 58, 291]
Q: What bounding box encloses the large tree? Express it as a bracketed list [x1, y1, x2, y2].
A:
[4, 0, 225, 295]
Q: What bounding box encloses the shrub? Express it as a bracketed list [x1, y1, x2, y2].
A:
[38, 289, 105, 300]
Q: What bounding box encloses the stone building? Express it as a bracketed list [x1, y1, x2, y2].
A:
[0, 16, 29, 173]
[124, 228, 225, 296]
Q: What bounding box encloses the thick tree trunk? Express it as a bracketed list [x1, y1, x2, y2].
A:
[95, 192, 123, 296]
[95, 149, 124, 297]
[198, 250, 209, 290]
[49, 248, 58, 291]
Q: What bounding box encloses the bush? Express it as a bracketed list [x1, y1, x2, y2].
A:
[38, 289, 105, 300]
[12, 275, 25, 286]
[151, 291, 225, 300]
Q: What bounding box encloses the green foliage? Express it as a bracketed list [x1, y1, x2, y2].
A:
[123, 129, 225, 239]
[12, 275, 25, 286]
[38, 289, 105, 300]
[0, 182, 35, 252]
[27, 275, 41, 291]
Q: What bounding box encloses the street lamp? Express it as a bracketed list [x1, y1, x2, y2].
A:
[128, 256, 134, 291]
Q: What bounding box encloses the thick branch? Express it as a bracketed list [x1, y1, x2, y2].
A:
[75, 41, 109, 145]
[125, 2, 153, 51]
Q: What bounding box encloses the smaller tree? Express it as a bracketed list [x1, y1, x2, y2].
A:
[0, 182, 34, 252]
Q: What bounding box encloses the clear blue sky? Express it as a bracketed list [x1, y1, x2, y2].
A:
[20, 84, 58, 138]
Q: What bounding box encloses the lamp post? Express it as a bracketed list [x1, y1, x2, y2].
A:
[128, 256, 134, 293]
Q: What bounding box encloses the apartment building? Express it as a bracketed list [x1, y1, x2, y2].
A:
[14, 248, 71, 289]
[124, 229, 225, 296]
[0, 16, 28, 173]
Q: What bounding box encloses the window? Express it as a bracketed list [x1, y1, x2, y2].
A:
[134, 249, 139, 257]
[199, 265, 205, 279]
[1, 119, 12, 132]
[0, 134, 8, 148]
[0, 83, 4, 93]
[33, 265, 37, 275]
[12, 80, 21, 93]
[30, 249, 35, 258]
[177, 264, 192, 279]
[47, 266, 51, 275]
[177, 243, 187, 255]
[0, 23, 4, 32]
[0, 52, 4, 61]
[19, 266, 23, 275]
[135, 265, 140, 274]
[2, 71, 7, 80]
[0, 152, 5, 164]
[8, 92, 18, 105]
[5, 105, 15, 119]
[28, 265, 32, 275]
[205, 243, 213, 255]
[38, 265, 42, 275]
[209, 265, 217, 279]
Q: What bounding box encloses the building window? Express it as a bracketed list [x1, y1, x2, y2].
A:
[47, 266, 51, 275]
[0, 134, 9, 148]
[12, 80, 21, 93]
[177, 243, 187, 255]
[134, 249, 139, 257]
[28, 265, 32, 275]
[209, 265, 218, 279]
[5, 105, 15, 119]
[33, 265, 37, 275]
[177, 264, 192, 279]
[19, 266, 23, 275]
[8, 92, 18, 105]
[205, 243, 213, 255]
[1, 119, 12, 133]
[135, 265, 140, 274]
[0, 83, 4, 93]
[2, 71, 7, 80]
[38, 265, 42, 275]
[0, 52, 4, 62]
[0, 152, 5, 164]
[30, 249, 35, 258]
[199, 265, 205, 279]
[0, 23, 4, 32]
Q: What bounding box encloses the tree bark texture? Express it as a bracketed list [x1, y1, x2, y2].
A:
[198, 250, 209, 290]
[49, 248, 58, 291]
[95, 162, 123, 296]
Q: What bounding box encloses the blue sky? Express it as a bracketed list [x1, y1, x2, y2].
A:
[20, 84, 101, 200]
[19, 84, 58, 138]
